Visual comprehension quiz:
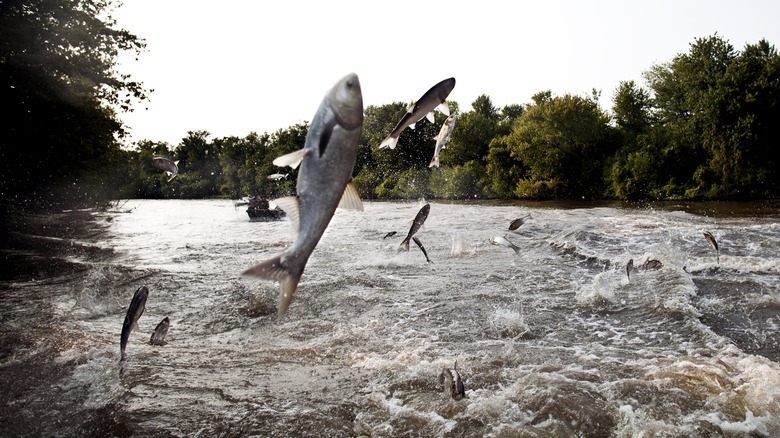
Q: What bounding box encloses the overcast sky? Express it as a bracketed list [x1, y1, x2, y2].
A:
[112, 0, 780, 146]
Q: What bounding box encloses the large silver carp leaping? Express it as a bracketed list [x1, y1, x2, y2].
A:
[242, 73, 364, 319]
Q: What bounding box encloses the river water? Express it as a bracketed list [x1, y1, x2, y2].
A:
[2, 199, 780, 437]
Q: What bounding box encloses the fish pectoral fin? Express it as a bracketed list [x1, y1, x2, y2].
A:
[173, 160, 180, 166]
[272, 196, 301, 235]
[437, 102, 451, 116]
[409, 122, 417, 130]
[379, 136, 398, 149]
[338, 180, 364, 211]
[272, 149, 309, 169]
[241, 254, 288, 281]
[425, 111, 435, 124]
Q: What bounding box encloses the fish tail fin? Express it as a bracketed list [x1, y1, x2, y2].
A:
[241, 254, 301, 320]
[400, 238, 411, 251]
[379, 136, 398, 149]
[277, 274, 302, 320]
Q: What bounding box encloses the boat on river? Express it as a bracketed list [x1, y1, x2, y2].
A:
[245, 196, 285, 221]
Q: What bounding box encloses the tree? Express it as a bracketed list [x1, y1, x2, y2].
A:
[444, 95, 501, 167]
[0, 0, 149, 207]
[362, 102, 439, 198]
[612, 80, 652, 134]
[508, 93, 615, 198]
[485, 135, 525, 198]
[643, 34, 780, 198]
[216, 132, 274, 198]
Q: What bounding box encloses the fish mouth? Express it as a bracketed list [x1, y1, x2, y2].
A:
[331, 73, 363, 130]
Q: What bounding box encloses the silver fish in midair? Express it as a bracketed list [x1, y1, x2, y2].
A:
[490, 235, 521, 255]
[153, 157, 179, 182]
[120, 286, 148, 362]
[508, 214, 531, 232]
[412, 236, 432, 264]
[429, 112, 457, 167]
[379, 77, 456, 149]
[400, 204, 430, 251]
[242, 73, 364, 319]
[703, 230, 719, 264]
[149, 317, 170, 346]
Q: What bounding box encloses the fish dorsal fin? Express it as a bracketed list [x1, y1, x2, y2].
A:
[407, 102, 416, 112]
[272, 196, 301, 235]
[174, 160, 180, 166]
[409, 122, 417, 130]
[273, 149, 309, 170]
[338, 180, 364, 211]
[426, 111, 435, 124]
[437, 102, 451, 116]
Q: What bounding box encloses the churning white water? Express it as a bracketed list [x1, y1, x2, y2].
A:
[2, 199, 780, 437]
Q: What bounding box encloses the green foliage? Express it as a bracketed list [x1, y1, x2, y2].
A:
[429, 162, 485, 199]
[508, 93, 616, 198]
[0, 0, 149, 208]
[612, 80, 652, 134]
[444, 95, 502, 167]
[110, 34, 780, 202]
[485, 135, 524, 198]
[8, 9, 776, 206]
[641, 35, 780, 199]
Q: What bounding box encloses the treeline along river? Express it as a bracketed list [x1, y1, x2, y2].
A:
[2, 199, 780, 437]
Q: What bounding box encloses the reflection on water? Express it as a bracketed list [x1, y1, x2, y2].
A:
[2, 199, 780, 437]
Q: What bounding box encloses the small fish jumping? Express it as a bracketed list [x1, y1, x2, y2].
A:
[267, 173, 289, 181]
[120, 286, 148, 362]
[149, 317, 170, 346]
[383, 231, 398, 239]
[508, 214, 531, 232]
[438, 362, 465, 400]
[379, 77, 456, 149]
[400, 204, 430, 251]
[626, 258, 634, 281]
[490, 235, 521, 255]
[412, 236, 432, 264]
[429, 112, 457, 167]
[153, 157, 179, 182]
[703, 230, 719, 264]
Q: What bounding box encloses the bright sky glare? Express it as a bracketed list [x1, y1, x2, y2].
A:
[112, 0, 780, 146]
